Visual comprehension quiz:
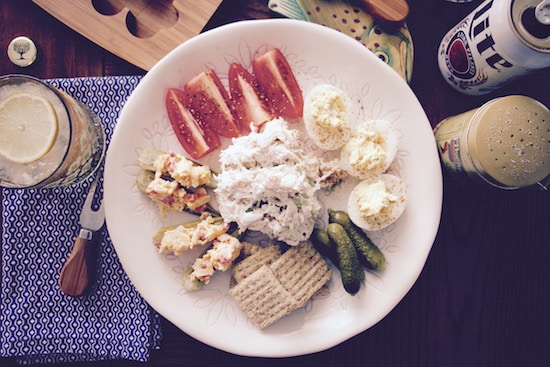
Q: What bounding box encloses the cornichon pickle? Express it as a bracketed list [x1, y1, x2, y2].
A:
[310, 228, 338, 266]
[328, 209, 385, 271]
[327, 223, 364, 295]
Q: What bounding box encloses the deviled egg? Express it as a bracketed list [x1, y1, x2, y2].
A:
[303, 84, 354, 150]
[347, 174, 407, 231]
[340, 119, 398, 179]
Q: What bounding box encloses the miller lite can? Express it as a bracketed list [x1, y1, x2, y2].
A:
[438, 0, 550, 95]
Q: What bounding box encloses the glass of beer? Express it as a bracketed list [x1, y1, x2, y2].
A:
[0, 74, 105, 188]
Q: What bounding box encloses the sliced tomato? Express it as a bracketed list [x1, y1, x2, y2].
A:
[228, 62, 274, 131]
[252, 48, 303, 120]
[184, 70, 241, 138]
[166, 88, 220, 160]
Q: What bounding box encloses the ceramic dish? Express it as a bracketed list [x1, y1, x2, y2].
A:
[105, 19, 442, 357]
[268, 0, 415, 82]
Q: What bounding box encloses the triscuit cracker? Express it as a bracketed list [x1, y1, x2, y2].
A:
[239, 241, 263, 257]
[269, 241, 319, 280]
[270, 241, 331, 307]
[229, 265, 297, 329]
[290, 259, 332, 307]
[230, 243, 281, 285]
[229, 241, 332, 329]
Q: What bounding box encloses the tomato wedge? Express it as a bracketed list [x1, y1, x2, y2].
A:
[228, 62, 274, 131]
[184, 70, 241, 138]
[166, 88, 220, 160]
[252, 48, 303, 120]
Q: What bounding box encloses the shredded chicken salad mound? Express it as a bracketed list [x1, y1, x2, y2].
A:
[215, 118, 344, 246]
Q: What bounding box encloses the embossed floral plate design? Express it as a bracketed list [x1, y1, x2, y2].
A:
[104, 19, 442, 357]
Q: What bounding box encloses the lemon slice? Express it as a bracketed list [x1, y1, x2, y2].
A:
[0, 92, 58, 164]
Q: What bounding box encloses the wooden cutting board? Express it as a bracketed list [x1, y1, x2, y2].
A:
[32, 0, 222, 71]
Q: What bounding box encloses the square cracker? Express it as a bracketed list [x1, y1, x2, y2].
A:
[229, 265, 297, 329]
[269, 241, 331, 307]
[231, 244, 281, 285]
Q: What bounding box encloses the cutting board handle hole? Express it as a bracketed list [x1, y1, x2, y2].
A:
[92, 0, 125, 16]
[92, 0, 179, 39]
[126, 7, 178, 39]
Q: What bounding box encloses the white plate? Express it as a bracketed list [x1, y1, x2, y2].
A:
[105, 19, 442, 357]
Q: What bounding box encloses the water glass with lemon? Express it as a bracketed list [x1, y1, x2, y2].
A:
[0, 75, 105, 188]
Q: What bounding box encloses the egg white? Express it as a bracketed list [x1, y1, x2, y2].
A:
[340, 119, 398, 180]
[303, 84, 354, 150]
[347, 173, 407, 231]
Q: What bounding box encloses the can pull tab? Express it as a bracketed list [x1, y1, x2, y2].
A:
[536, 0, 550, 25]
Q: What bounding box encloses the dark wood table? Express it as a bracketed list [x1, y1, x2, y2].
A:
[2, 1, 549, 366]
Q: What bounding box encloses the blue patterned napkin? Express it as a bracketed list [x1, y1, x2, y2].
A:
[1, 76, 162, 364]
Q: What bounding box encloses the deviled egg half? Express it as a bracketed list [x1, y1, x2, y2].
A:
[340, 119, 398, 179]
[303, 84, 354, 150]
[347, 174, 407, 231]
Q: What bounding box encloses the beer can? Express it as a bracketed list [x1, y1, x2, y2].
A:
[438, 0, 550, 95]
[434, 95, 550, 189]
